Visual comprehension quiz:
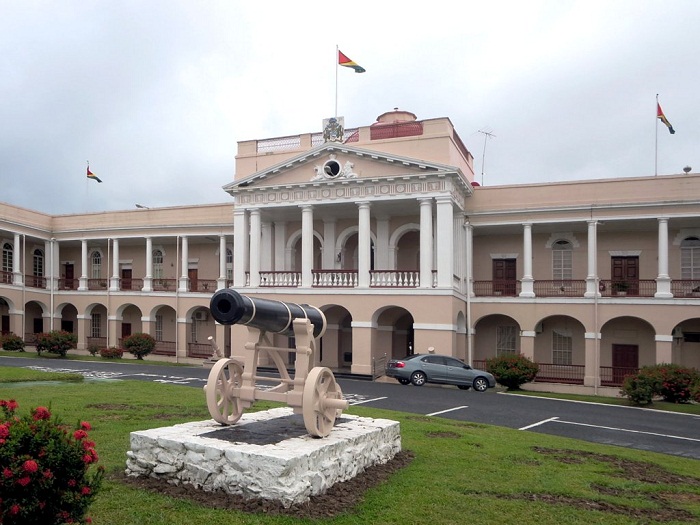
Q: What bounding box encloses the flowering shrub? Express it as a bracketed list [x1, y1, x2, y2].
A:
[86, 344, 100, 357]
[485, 354, 539, 390]
[35, 331, 78, 357]
[121, 333, 155, 360]
[0, 399, 103, 524]
[1, 334, 25, 352]
[621, 364, 700, 404]
[99, 346, 123, 359]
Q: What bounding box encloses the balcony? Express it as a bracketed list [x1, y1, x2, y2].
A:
[533, 280, 586, 297]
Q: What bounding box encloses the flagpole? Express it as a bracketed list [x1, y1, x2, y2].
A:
[335, 45, 339, 118]
[655, 94, 659, 176]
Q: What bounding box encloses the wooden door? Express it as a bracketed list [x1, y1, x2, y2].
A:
[121, 269, 132, 290]
[612, 344, 639, 384]
[64, 264, 75, 289]
[188, 268, 198, 292]
[493, 259, 517, 295]
[611, 256, 639, 295]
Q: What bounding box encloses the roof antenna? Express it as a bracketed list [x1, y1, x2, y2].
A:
[477, 129, 496, 185]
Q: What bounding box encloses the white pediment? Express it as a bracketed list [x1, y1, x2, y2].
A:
[223, 143, 461, 194]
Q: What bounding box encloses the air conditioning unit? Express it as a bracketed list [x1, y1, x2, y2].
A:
[194, 311, 208, 321]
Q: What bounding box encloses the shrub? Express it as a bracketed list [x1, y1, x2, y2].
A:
[1, 333, 25, 352]
[87, 344, 100, 357]
[691, 381, 700, 404]
[99, 346, 123, 359]
[0, 399, 103, 525]
[485, 354, 539, 390]
[121, 333, 155, 360]
[620, 364, 700, 404]
[35, 331, 78, 357]
[620, 372, 658, 405]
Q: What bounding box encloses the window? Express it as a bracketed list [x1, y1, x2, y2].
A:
[155, 314, 163, 341]
[90, 251, 101, 279]
[33, 249, 44, 277]
[552, 240, 572, 282]
[91, 313, 101, 338]
[552, 330, 572, 365]
[2, 243, 12, 273]
[496, 326, 517, 356]
[681, 237, 700, 281]
[191, 317, 198, 343]
[153, 249, 164, 279]
[226, 248, 233, 281]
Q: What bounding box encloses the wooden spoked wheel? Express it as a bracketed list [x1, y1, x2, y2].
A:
[204, 358, 244, 425]
[302, 367, 348, 437]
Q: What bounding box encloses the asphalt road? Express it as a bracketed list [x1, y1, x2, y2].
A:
[2, 355, 699, 460]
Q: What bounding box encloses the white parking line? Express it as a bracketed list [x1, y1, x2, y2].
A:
[349, 396, 388, 405]
[519, 417, 559, 430]
[553, 419, 700, 443]
[427, 406, 469, 416]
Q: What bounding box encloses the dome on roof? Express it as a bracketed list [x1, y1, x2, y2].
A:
[373, 108, 417, 126]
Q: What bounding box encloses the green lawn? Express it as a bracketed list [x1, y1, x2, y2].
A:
[1, 368, 699, 524]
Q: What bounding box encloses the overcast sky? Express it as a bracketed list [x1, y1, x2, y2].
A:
[1, 1, 698, 215]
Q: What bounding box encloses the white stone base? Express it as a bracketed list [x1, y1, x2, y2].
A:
[125, 407, 401, 507]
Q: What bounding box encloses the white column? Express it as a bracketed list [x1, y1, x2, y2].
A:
[357, 201, 371, 287]
[218, 234, 227, 289]
[655, 217, 672, 297]
[436, 197, 454, 288]
[519, 223, 535, 297]
[274, 221, 286, 271]
[323, 219, 337, 269]
[584, 220, 599, 297]
[375, 216, 390, 270]
[79, 240, 88, 290]
[261, 221, 272, 272]
[419, 198, 433, 288]
[233, 209, 248, 287]
[465, 222, 474, 297]
[44, 240, 52, 290]
[142, 237, 153, 292]
[12, 233, 22, 285]
[301, 205, 314, 288]
[110, 238, 120, 291]
[249, 208, 261, 287]
[179, 236, 189, 292]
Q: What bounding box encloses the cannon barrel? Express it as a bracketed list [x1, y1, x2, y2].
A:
[209, 288, 326, 338]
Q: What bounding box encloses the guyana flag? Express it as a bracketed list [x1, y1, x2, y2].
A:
[657, 102, 675, 134]
[338, 50, 365, 73]
[87, 166, 102, 183]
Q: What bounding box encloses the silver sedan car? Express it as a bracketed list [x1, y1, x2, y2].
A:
[385, 354, 496, 391]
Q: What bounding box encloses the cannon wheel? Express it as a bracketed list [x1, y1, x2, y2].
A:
[302, 367, 344, 437]
[205, 358, 244, 425]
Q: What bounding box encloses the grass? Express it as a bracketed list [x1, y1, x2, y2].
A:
[1, 368, 699, 524]
[0, 366, 85, 382]
[510, 389, 700, 415]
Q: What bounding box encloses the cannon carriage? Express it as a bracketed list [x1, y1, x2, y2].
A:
[204, 289, 349, 437]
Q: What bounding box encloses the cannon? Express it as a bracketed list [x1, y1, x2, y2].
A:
[204, 289, 349, 437]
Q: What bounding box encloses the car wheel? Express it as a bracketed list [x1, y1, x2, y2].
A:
[398, 378, 410, 385]
[473, 377, 489, 392]
[458, 385, 470, 390]
[410, 371, 427, 386]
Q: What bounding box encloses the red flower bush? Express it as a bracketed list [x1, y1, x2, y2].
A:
[0, 400, 103, 524]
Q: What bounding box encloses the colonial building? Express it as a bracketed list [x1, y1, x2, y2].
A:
[1, 108, 699, 393]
